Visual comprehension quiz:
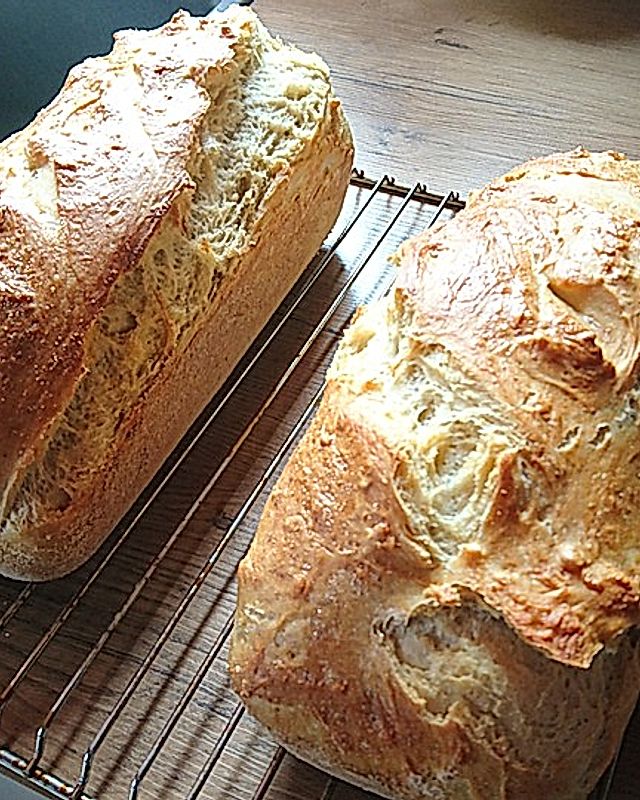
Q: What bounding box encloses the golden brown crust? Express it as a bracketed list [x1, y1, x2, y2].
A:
[0, 12, 229, 513]
[0, 10, 354, 579]
[393, 148, 640, 667]
[232, 384, 640, 799]
[0, 106, 352, 580]
[230, 149, 640, 799]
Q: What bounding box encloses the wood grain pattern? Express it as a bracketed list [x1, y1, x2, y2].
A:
[259, 0, 640, 195]
[0, 1, 639, 798]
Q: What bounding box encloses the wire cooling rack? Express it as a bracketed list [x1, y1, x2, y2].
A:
[0, 172, 634, 800]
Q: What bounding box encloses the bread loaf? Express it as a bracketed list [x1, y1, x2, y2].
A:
[0, 7, 353, 581]
[230, 149, 640, 799]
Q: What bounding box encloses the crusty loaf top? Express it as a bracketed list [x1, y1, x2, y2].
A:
[0, 8, 298, 520]
[0, 10, 235, 515]
[330, 148, 640, 667]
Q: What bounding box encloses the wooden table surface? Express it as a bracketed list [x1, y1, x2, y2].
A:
[0, 2, 639, 800]
[260, 0, 640, 195]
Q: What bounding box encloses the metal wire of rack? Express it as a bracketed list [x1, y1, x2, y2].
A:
[0, 171, 632, 800]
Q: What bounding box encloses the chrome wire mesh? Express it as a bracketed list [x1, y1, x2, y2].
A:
[0, 172, 632, 800]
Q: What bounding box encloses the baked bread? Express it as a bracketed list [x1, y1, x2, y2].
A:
[230, 149, 640, 799]
[0, 7, 353, 581]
